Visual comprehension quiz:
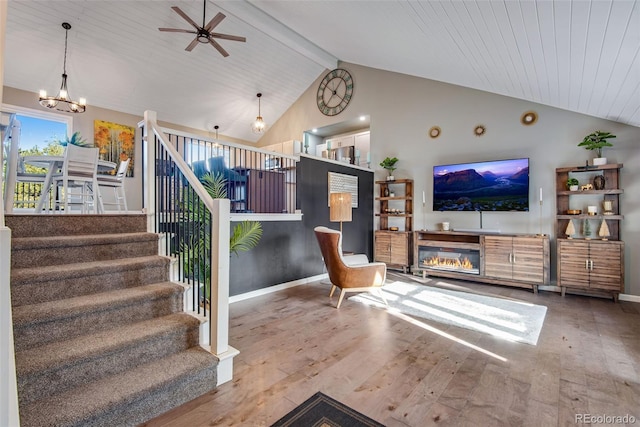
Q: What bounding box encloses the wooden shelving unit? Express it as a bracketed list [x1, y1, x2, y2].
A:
[555, 163, 624, 301]
[374, 179, 413, 273]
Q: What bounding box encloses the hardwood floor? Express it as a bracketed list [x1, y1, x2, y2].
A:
[142, 273, 640, 426]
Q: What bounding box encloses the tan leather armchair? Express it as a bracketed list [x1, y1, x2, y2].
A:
[314, 226, 387, 308]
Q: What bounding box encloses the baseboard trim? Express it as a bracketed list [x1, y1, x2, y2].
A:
[228, 274, 640, 304]
[229, 273, 328, 304]
[619, 293, 640, 303]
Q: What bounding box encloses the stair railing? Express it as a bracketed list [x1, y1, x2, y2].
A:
[141, 110, 237, 385]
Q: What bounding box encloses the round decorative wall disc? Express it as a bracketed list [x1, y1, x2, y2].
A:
[521, 111, 538, 125]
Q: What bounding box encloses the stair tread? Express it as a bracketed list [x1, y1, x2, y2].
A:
[19, 347, 217, 427]
[10, 255, 169, 282]
[16, 312, 200, 376]
[11, 232, 159, 250]
[12, 282, 184, 326]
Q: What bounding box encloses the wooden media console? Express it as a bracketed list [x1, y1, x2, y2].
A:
[413, 230, 550, 293]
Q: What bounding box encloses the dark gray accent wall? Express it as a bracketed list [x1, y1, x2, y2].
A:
[229, 156, 374, 296]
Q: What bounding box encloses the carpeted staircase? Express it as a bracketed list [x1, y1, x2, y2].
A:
[6, 214, 218, 427]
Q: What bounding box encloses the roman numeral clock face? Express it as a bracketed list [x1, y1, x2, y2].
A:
[317, 68, 354, 116]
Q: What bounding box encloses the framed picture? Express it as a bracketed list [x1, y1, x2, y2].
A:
[328, 171, 358, 208]
[93, 120, 135, 177]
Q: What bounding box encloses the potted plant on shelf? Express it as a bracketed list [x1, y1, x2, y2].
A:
[567, 177, 579, 191]
[380, 156, 398, 181]
[578, 130, 616, 166]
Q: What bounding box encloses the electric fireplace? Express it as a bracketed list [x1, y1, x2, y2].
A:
[418, 246, 480, 275]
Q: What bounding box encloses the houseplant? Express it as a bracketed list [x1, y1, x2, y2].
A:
[59, 131, 91, 147]
[578, 130, 616, 165]
[379, 156, 398, 180]
[181, 172, 262, 303]
[567, 177, 579, 191]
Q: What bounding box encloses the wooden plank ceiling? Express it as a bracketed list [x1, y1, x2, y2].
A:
[3, 1, 639, 143]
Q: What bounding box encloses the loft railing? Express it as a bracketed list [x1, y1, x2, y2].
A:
[160, 127, 298, 214]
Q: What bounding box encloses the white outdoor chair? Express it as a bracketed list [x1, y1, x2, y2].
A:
[97, 158, 129, 212]
[50, 145, 101, 214]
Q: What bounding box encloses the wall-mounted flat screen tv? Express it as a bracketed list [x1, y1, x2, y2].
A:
[433, 158, 529, 211]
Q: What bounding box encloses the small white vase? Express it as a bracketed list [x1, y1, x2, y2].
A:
[387, 175, 395, 181]
[592, 157, 607, 166]
[569, 185, 579, 191]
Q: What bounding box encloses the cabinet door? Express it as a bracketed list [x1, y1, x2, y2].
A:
[483, 236, 513, 279]
[512, 237, 545, 283]
[389, 233, 409, 265]
[374, 232, 391, 263]
[316, 143, 327, 157]
[558, 241, 590, 288]
[588, 242, 623, 291]
[335, 135, 355, 147]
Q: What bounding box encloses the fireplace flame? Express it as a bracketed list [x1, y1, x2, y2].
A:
[423, 256, 474, 270]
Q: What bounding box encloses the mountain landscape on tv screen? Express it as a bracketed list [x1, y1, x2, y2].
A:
[434, 163, 529, 211]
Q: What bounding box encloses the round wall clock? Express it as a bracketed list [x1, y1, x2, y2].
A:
[317, 68, 354, 116]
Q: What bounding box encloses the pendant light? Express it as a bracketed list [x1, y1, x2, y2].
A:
[251, 93, 266, 134]
[39, 22, 86, 113]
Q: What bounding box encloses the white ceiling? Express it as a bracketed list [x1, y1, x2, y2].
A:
[3, 0, 639, 144]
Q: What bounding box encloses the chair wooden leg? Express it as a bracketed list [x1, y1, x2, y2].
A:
[336, 289, 347, 309]
[329, 285, 337, 298]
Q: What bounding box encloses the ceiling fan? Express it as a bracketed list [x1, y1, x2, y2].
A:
[159, 1, 246, 57]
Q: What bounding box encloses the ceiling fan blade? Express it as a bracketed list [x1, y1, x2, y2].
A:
[210, 32, 246, 43]
[208, 38, 229, 57]
[159, 28, 197, 34]
[204, 12, 226, 32]
[171, 6, 200, 30]
[185, 38, 200, 52]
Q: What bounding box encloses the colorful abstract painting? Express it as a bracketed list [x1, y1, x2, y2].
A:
[93, 120, 135, 177]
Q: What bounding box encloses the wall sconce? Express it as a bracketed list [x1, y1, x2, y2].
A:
[330, 192, 352, 233]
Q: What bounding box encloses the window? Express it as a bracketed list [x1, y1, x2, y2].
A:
[2, 104, 72, 154]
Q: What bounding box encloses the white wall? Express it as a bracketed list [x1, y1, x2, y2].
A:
[259, 62, 640, 296]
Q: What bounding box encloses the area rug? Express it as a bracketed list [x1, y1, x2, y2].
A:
[270, 392, 384, 427]
[349, 280, 547, 345]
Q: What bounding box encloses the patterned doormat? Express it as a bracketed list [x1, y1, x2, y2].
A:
[270, 392, 385, 427]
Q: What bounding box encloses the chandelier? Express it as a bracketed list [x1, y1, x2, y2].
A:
[39, 22, 86, 113]
[251, 93, 266, 134]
